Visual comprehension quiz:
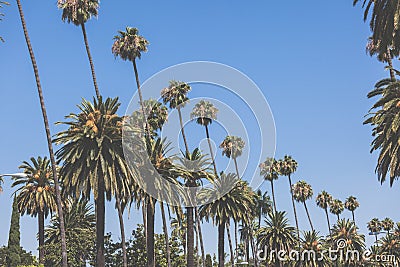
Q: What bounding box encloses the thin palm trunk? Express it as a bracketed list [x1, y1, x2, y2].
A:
[337, 214, 340, 221]
[270, 180, 277, 213]
[187, 206, 195, 267]
[195, 207, 205, 267]
[303, 202, 314, 231]
[204, 124, 218, 176]
[160, 203, 171, 267]
[288, 174, 300, 246]
[177, 107, 190, 154]
[352, 211, 355, 224]
[115, 192, 127, 267]
[375, 234, 378, 244]
[324, 208, 331, 235]
[234, 221, 238, 262]
[15, 1, 68, 266]
[244, 241, 249, 263]
[142, 201, 147, 239]
[38, 210, 45, 264]
[218, 223, 225, 267]
[81, 23, 100, 99]
[96, 173, 106, 266]
[250, 233, 258, 267]
[387, 48, 396, 81]
[194, 216, 199, 265]
[147, 199, 155, 267]
[226, 224, 235, 267]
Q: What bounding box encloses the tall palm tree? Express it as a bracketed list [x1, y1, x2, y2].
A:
[199, 174, 254, 267]
[112, 27, 149, 134]
[54, 97, 134, 267]
[368, 218, 383, 243]
[329, 199, 344, 221]
[278, 155, 300, 243]
[256, 211, 297, 266]
[259, 157, 279, 212]
[329, 219, 365, 266]
[219, 135, 245, 256]
[15, 1, 68, 265]
[191, 100, 219, 176]
[364, 78, 400, 186]
[161, 80, 197, 267]
[381, 217, 395, 235]
[239, 221, 258, 265]
[254, 189, 272, 227]
[316, 191, 333, 235]
[12, 157, 57, 264]
[58, 0, 100, 99]
[0, 1, 9, 42]
[345, 196, 360, 224]
[292, 180, 314, 231]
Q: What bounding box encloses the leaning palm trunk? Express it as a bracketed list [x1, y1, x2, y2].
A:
[80, 23, 100, 99]
[160, 203, 171, 267]
[324, 208, 331, 235]
[226, 224, 235, 267]
[303, 202, 314, 231]
[270, 180, 277, 213]
[115, 192, 127, 267]
[205, 125, 218, 176]
[288, 174, 300, 246]
[96, 173, 106, 266]
[38, 210, 45, 264]
[15, 1, 68, 266]
[195, 207, 205, 267]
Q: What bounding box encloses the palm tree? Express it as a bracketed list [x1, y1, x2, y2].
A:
[345, 196, 360, 224]
[45, 198, 95, 266]
[329, 199, 344, 221]
[219, 135, 246, 256]
[191, 100, 219, 176]
[292, 180, 314, 231]
[316, 191, 333, 235]
[353, 0, 400, 59]
[54, 97, 134, 267]
[199, 174, 254, 267]
[381, 217, 395, 235]
[0, 1, 9, 42]
[256, 211, 297, 266]
[329, 219, 365, 266]
[112, 27, 149, 134]
[58, 0, 100, 99]
[161, 80, 196, 267]
[254, 189, 272, 227]
[15, 1, 68, 265]
[278, 155, 300, 244]
[259, 157, 279, 212]
[12, 157, 58, 264]
[364, 78, 400, 186]
[296, 230, 331, 267]
[368, 218, 383, 243]
[239, 221, 258, 265]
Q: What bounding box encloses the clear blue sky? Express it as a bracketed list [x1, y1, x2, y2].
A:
[0, 0, 399, 257]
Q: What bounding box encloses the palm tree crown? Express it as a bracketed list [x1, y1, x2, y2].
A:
[329, 199, 344, 220]
[368, 218, 383, 234]
[161, 80, 191, 109]
[58, 0, 99, 25]
[345, 196, 360, 212]
[316, 191, 333, 210]
[190, 100, 218, 127]
[292, 180, 313, 203]
[381, 217, 395, 233]
[219, 136, 245, 159]
[112, 27, 149, 62]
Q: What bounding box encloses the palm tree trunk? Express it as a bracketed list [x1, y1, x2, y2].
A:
[387, 48, 396, 81]
[115, 192, 127, 267]
[80, 23, 100, 99]
[15, 1, 68, 266]
[303, 202, 314, 231]
[147, 199, 155, 267]
[337, 214, 340, 221]
[288, 174, 300, 246]
[187, 206, 195, 267]
[38, 210, 45, 264]
[233, 158, 240, 179]
[205, 124, 218, 176]
[352, 211, 356, 224]
[160, 202, 171, 267]
[226, 224, 235, 267]
[234, 221, 238, 263]
[218, 223, 225, 267]
[132, 59, 151, 138]
[142, 201, 147, 239]
[177, 107, 190, 154]
[324, 208, 331, 235]
[250, 233, 258, 267]
[96, 173, 106, 267]
[270, 180, 277, 213]
[195, 207, 205, 267]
